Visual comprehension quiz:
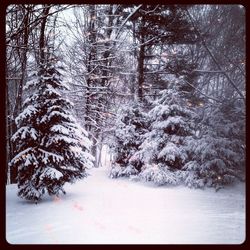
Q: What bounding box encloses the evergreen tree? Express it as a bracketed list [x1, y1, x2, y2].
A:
[109, 102, 149, 178]
[138, 80, 196, 185]
[181, 99, 245, 190]
[9, 56, 94, 202]
[163, 48, 202, 106]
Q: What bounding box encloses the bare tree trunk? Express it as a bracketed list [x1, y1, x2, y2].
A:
[137, 44, 145, 102]
[85, 4, 96, 130]
[137, 16, 145, 102]
[39, 5, 51, 64]
[96, 141, 103, 168]
[10, 7, 30, 183]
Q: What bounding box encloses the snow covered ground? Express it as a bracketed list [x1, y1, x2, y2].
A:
[6, 152, 245, 244]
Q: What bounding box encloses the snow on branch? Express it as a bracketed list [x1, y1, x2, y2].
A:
[12, 126, 38, 142]
[115, 5, 143, 39]
[38, 148, 64, 164]
[9, 147, 33, 165]
[15, 105, 38, 125]
[40, 167, 63, 180]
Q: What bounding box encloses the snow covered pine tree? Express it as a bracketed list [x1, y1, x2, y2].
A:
[9, 56, 94, 202]
[109, 102, 149, 178]
[181, 98, 245, 190]
[138, 81, 196, 186]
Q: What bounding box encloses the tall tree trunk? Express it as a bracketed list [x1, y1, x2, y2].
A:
[85, 4, 96, 132]
[137, 44, 145, 102]
[86, 5, 99, 166]
[137, 16, 145, 102]
[10, 7, 30, 183]
[39, 5, 51, 64]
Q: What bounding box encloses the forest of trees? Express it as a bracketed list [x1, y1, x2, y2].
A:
[6, 4, 245, 201]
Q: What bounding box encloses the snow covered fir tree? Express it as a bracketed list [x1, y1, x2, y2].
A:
[9, 55, 94, 202]
[181, 98, 245, 190]
[136, 80, 197, 186]
[109, 102, 149, 178]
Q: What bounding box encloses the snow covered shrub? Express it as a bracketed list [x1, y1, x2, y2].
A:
[139, 165, 179, 186]
[109, 102, 149, 177]
[109, 163, 123, 178]
[121, 165, 139, 177]
[109, 164, 138, 178]
[178, 161, 203, 188]
[181, 99, 245, 190]
[9, 55, 94, 202]
[136, 82, 196, 185]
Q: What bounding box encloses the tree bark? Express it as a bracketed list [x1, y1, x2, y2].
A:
[137, 44, 145, 101]
[10, 6, 30, 183]
[137, 15, 145, 102]
[39, 5, 51, 64]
